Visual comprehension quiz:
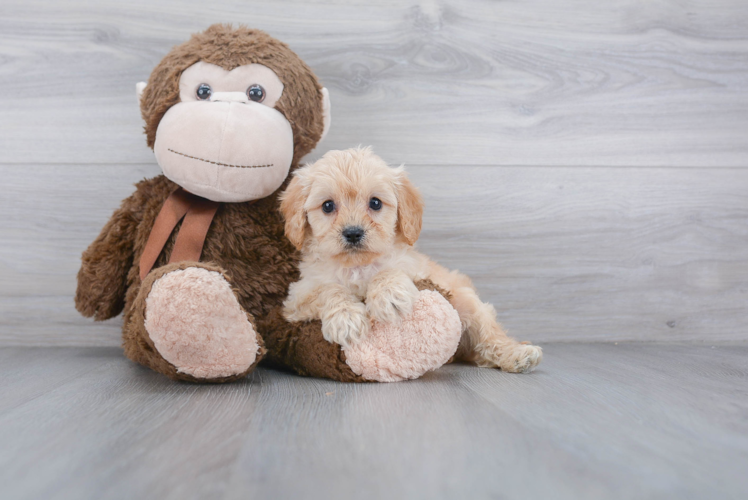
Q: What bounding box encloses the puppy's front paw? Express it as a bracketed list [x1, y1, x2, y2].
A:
[366, 278, 420, 325]
[321, 301, 370, 347]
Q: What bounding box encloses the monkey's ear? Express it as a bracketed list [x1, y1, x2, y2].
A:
[396, 171, 424, 246]
[319, 88, 331, 142]
[136, 82, 147, 101]
[279, 173, 309, 250]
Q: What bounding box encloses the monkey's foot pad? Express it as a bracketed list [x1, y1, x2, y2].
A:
[144, 267, 260, 379]
[344, 290, 462, 382]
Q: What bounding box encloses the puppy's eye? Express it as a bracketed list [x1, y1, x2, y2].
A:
[369, 198, 382, 211]
[196, 83, 212, 100]
[322, 200, 335, 213]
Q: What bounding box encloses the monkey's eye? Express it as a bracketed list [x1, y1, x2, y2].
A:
[322, 200, 335, 214]
[369, 198, 382, 211]
[246, 84, 265, 103]
[196, 83, 212, 100]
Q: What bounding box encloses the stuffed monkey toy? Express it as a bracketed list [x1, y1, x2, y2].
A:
[75, 24, 461, 383]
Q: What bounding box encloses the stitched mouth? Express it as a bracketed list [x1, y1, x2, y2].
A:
[168, 149, 273, 169]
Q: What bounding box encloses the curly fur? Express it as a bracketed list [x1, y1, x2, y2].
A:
[280, 147, 543, 373]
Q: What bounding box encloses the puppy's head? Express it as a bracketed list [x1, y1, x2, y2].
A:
[279, 147, 423, 266]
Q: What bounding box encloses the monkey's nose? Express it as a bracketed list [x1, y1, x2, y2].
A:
[342, 226, 365, 245]
[210, 91, 249, 103]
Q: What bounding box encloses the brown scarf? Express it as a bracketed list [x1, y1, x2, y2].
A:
[139, 188, 220, 280]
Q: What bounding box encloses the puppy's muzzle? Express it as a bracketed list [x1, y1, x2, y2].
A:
[342, 226, 365, 247]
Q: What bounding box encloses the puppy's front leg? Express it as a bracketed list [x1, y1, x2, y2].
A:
[365, 269, 420, 325]
[319, 285, 370, 346]
[284, 282, 369, 347]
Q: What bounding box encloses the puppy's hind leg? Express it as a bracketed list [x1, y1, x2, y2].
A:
[450, 286, 542, 373]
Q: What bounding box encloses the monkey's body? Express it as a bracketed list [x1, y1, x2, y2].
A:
[74, 25, 462, 383]
[76, 174, 374, 382]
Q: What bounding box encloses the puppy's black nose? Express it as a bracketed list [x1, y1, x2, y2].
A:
[342, 226, 365, 245]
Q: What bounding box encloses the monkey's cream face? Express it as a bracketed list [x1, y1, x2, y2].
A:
[152, 61, 294, 202]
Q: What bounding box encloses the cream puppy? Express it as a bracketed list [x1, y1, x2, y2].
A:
[280, 147, 542, 373]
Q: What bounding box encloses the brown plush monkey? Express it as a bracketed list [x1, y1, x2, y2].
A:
[75, 24, 461, 383]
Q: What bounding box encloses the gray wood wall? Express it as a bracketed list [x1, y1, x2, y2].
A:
[1, 0, 747, 346]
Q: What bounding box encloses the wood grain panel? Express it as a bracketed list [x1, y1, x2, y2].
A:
[1, 163, 746, 345]
[0, 0, 747, 166]
[1, 344, 746, 499]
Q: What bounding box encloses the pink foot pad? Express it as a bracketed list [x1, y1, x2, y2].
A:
[344, 290, 462, 382]
[144, 267, 260, 379]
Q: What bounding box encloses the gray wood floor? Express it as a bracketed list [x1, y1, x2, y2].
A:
[1, 344, 746, 500]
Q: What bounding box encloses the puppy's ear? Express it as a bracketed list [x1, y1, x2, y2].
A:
[396, 172, 424, 245]
[279, 172, 309, 250]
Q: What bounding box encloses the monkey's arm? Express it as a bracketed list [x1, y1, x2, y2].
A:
[75, 194, 140, 321]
